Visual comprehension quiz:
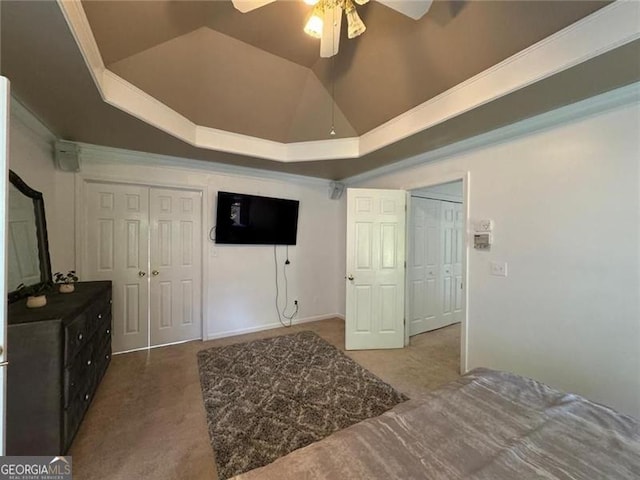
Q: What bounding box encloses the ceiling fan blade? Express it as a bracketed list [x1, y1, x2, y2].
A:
[320, 5, 342, 58]
[376, 0, 433, 20]
[231, 0, 277, 13]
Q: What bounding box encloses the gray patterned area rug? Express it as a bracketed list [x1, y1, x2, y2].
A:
[197, 331, 408, 479]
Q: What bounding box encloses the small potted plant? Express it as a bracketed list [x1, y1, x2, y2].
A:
[17, 283, 51, 308]
[54, 271, 79, 294]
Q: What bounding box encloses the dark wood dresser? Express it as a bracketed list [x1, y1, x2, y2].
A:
[6, 281, 113, 455]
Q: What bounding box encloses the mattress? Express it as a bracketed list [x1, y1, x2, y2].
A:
[232, 368, 640, 479]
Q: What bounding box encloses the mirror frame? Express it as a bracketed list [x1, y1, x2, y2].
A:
[7, 170, 53, 303]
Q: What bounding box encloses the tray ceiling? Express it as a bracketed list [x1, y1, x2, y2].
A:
[82, 0, 608, 142]
[2, 1, 639, 179]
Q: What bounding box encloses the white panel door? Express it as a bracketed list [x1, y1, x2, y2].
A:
[346, 188, 406, 350]
[408, 197, 441, 335]
[0, 76, 10, 454]
[408, 199, 464, 335]
[452, 203, 464, 323]
[441, 201, 464, 327]
[86, 183, 150, 353]
[149, 188, 202, 346]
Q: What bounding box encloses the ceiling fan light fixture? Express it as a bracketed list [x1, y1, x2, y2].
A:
[304, 5, 324, 39]
[353, 0, 369, 5]
[303, 0, 320, 5]
[345, 2, 366, 39]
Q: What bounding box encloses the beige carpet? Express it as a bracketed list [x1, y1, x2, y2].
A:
[69, 319, 461, 480]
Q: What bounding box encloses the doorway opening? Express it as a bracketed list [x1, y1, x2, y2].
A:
[406, 178, 467, 372]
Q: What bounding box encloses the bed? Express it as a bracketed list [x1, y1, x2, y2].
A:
[233, 368, 640, 479]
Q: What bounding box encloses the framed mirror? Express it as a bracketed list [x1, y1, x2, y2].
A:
[7, 170, 52, 303]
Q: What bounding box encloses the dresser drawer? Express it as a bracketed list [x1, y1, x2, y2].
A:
[86, 296, 112, 337]
[63, 374, 96, 452]
[94, 337, 112, 384]
[95, 312, 112, 347]
[65, 313, 89, 363]
[63, 343, 94, 408]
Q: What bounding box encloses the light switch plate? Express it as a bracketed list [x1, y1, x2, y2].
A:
[490, 261, 508, 277]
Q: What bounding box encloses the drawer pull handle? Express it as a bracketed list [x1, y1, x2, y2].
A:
[78, 333, 83, 341]
[87, 360, 92, 366]
[106, 329, 110, 335]
[84, 393, 90, 401]
[98, 314, 102, 319]
[109, 299, 112, 305]
[105, 354, 110, 360]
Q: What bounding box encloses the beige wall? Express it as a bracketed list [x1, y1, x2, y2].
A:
[77, 158, 344, 338]
[9, 102, 76, 275]
[9, 100, 345, 339]
[352, 96, 640, 417]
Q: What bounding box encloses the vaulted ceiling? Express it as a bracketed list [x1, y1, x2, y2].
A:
[2, 1, 639, 179]
[82, 0, 608, 142]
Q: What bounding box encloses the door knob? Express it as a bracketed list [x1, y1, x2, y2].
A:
[138, 271, 146, 277]
[152, 270, 159, 276]
[347, 274, 354, 281]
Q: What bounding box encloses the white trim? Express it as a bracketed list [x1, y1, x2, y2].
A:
[57, 0, 105, 93]
[357, 1, 640, 157]
[205, 313, 344, 341]
[404, 172, 470, 374]
[284, 138, 359, 161]
[57, 0, 640, 163]
[102, 70, 197, 146]
[403, 191, 412, 348]
[75, 142, 332, 188]
[76, 172, 208, 191]
[73, 173, 84, 282]
[0, 77, 11, 455]
[344, 82, 640, 185]
[410, 191, 462, 204]
[113, 336, 202, 355]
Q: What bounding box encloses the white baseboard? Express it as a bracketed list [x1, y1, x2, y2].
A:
[206, 313, 344, 341]
[113, 336, 202, 355]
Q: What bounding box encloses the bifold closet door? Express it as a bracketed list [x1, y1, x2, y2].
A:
[86, 183, 150, 353]
[149, 188, 202, 346]
[441, 202, 464, 326]
[408, 197, 440, 336]
[409, 198, 464, 336]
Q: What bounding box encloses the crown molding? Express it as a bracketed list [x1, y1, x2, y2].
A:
[75, 141, 332, 187]
[343, 81, 640, 185]
[58, 0, 640, 163]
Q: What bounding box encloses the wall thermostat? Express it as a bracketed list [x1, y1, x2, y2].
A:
[474, 233, 492, 250]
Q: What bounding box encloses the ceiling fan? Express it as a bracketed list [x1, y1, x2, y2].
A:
[231, 0, 434, 58]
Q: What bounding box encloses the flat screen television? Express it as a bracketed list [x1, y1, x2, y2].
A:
[215, 191, 299, 245]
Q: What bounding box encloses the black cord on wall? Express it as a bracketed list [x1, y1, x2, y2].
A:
[274, 245, 298, 327]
